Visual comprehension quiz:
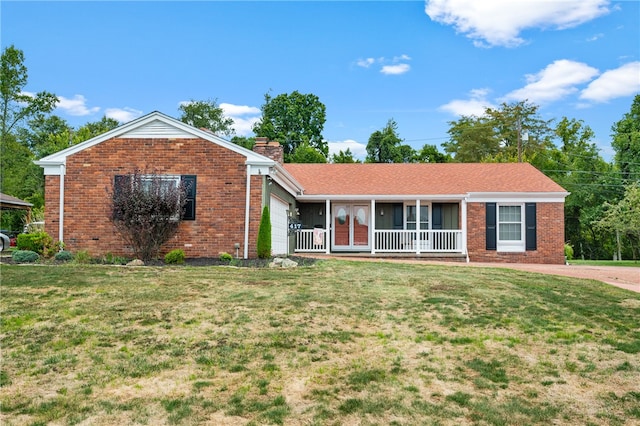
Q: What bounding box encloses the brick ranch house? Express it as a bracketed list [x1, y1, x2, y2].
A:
[36, 111, 569, 264]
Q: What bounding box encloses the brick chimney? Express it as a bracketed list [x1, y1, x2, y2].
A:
[253, 137, 284, 164]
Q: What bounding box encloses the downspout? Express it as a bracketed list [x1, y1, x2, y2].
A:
[244, 164, 251, 259]
[325, 199, 330, 254]
[371, 199, 376, 254]
[462, 197, 469, 263]
[59, 164, 65, 244]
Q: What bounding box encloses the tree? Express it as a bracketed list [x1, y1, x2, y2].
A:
[0, 45, 57, 231]
[230, 136, 255, 150]
[611, 94, 640, 182]
[252, 91, 327, 160]
[178, 99, 235, 137]
[595, 183, 640, 260]
[443, 101, 554, 163]
[365, 119, 416, 163]
[1, 45, 58, 142]
[110, 171, 188, 261]
[288, 142, 327, 163]
[331, 148, 360, 163]
[416, 144, 451, 163]
[256, 205, 271, 259]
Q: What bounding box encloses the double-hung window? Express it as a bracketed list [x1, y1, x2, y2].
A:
[497, 204, 525, 252]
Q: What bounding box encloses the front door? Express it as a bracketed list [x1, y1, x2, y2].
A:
[332, 204, 370, 251]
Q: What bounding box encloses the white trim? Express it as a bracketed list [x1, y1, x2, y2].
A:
[496, 203, 525, 253]
[244, 164, 251, 259]
[35, 111, 275, 175]
[461, 198, 469, 262]
[297, 194, 467, 202]
[59, 164, 65, 243]
[467, 192, 568, 203]
[324, 199, 331, 254]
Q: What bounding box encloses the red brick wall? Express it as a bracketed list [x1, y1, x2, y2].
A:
[467, 202, 565, 264]
[46, 137, 264, 258]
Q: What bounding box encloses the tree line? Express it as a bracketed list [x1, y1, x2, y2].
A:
[1, 45, 638, 259]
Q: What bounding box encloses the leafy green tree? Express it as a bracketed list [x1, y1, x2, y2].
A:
[256, 205, 271, 259]
[595, 183, 640, 259]
[365, 119, 416, 163]
[443, 101, 554, 163]
[289, 142, 327, 163]
[611, 94, 640, 182]
[1, 45, 58, 142]
[230, 136, 255, 150]
[416, 144, 451, 163]
[542, 117, 618, 259]
[331, 148, 360, 163]
[0, 45, 57, 231]
[178, 99, 235, 137]
[252, 91, 327, 160]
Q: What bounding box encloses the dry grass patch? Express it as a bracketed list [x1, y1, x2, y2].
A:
[1, 260, 639, 425]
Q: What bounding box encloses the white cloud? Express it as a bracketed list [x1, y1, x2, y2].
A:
[580, 62, 640, 102]
[381, 63, 411, 75]
[439, 88, 494, 117]
[56, 94, 100, 116]
[105, 107, 143, 122]
[220, 102, 261, 136]
[328, 139, 367, 160]
[502, 60, 599, 104]
[425, 0, 610, 47]
[356, 58, 375, 68]
[355, 54, 412, 75]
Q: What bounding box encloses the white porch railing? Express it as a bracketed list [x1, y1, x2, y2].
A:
[296, 229, 327, 252]
[373, 230, 463, 253]
[295, 229, 463, 253]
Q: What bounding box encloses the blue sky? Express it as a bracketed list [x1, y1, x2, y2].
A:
[2, 1, 639, 161]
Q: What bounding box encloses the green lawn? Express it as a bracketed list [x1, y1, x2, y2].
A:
[569, 259, 640, 267]
[1, 260, 639, 425]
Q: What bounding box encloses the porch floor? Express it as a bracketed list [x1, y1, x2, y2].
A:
[295, 252, 468, 262]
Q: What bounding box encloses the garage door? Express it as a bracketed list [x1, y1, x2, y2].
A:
[270, 196, 289, 255]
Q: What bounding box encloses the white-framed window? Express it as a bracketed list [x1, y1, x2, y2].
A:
[497, 203, 525, 252]
[405, 204, 429, 230]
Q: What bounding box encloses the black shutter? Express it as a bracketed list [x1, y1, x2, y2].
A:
[393, 203, 403, 229]
[432, 203, 443, 230]
[486, 203, 497, 250]
[525, 203, 537, 251]
[181, 175, 197, 220]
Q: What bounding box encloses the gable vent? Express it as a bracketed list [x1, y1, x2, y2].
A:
[120, 119, 193, 139]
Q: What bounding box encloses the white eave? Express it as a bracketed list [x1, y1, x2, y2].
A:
[466, 191, 570, 203]
[35, 111, 274, 175]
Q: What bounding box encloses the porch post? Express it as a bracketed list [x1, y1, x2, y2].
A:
[416, 199, 421, 255]
[462, 198, 469, 262]
[325, 199, 330, 254]
[371, 199, 376, 254]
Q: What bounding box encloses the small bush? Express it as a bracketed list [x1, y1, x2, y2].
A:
[73, 250, 92, 264]
[54, 250, 74, 262]
[16, 232, 53, 255]
[564, 243, 574, 260]
[12, 250, 39, 263]
[219, 252, 233, 262]
[164, 249, 185, 265]
[257, 205, 271, 259]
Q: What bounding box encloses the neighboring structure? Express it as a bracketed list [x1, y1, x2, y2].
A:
[0, 192, 33, 223]
[36, 111, 569, 264]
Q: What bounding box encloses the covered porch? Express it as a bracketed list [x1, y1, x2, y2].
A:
[293, 198, 467, 257]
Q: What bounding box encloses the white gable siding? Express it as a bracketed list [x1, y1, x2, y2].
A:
[120, 119, 194, 139]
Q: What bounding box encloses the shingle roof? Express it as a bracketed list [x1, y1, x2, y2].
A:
[283, 163, 567, 196]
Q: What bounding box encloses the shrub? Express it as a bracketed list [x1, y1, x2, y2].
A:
[219, 252, 233, 262]
[73, 250, 92, 264]
[164, 249, 185, 265]
[12, 250, 39, 263]
[564, 243, 574, 260]
[54, 250, 74, 262]
[257, 205, 271, 259]
[16, 232, 53, 255]
[110, 171, 188, 261]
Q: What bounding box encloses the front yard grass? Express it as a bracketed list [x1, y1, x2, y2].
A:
[1, 260, 639, 425]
